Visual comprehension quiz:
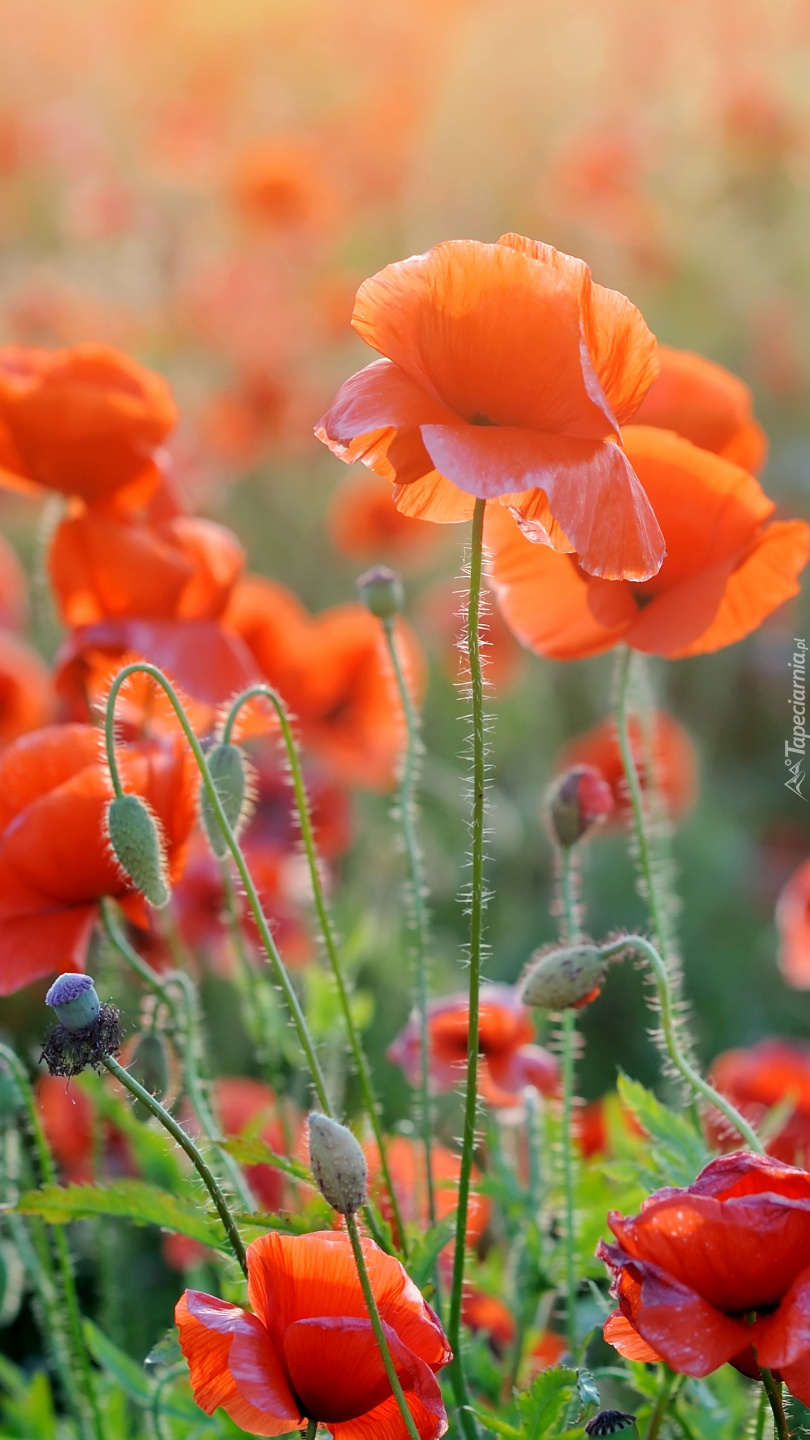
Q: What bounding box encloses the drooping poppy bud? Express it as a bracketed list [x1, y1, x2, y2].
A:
[547, 765, 614, 848]
[521, 943, 606, 1011]
[41, 974, 121, 1078]
[307, 1112, 368, 1216]
[200, 742, 252, 858]
[106, 793, 170, 907]
[45, 973, 101, 1031]
[585, 1412, 638, 1437]
[356, 564, 405, 621]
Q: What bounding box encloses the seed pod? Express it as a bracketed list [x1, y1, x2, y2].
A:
[585, 1412, 638, 1437]
[547, 766, 614, 848]
[357, 565, 405, 622]
[308, 1112, 368, 1216]
[106, 793, 169, 907]
[521, 944, 606, 1011]
[42, 975, 121, 1078]
[200, 742, 251, 857]
[45, 973, 101, 1031]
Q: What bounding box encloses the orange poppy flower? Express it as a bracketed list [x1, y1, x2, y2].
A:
[0, 630, 54, 746]
[0, 723, 196, 994]
[388, 984, 559, 1108]
[555, 711, 698, 826]
[708, 1040, 810, 1167]
[224, 575, 425, 790]
[461, 1291, 515, 1352]
[487, 427, 810, 660]
[316, 234, 665, 582]
[365, 1135, 489, 1252]
[0, 344, 177, 503]
[633, 345, 767, 474]
[176, 1230, 451, 1438]
[776, 858, 810, 989]
[327, 472, 442, 569]
[228, 140, 337, 233]
[49, 505, 244, 626]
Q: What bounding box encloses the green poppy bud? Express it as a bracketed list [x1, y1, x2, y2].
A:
[200, 742, 252, 858]
[106, 793, 170, 907]
[308, 1112, 368, 1216]
[521, 943, 606, 1011]
[357, 565, 405, 622]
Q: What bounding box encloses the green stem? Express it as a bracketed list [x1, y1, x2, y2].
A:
[446, 496, 487, 1440]
[760, 1369, 791, 1440]
[599, 934, 764, 1151]
[304, 1418, 319, 1440]
[344, 1213, 423, 1440]
[148, 1362, 187, 1440]
[0, 1046, 104, 1440]
[614, 648, 673, 960]
[99, 898, 254, 1210]
[558, 849, 580, 1361]
[104, 663, 332, 1115]
[221, 682, 406, 1255]
[644, 1367, 676, 1440]
[102, 1054, 248, 1276]
[753, 1387, 769, 1440]
[381, 617, 436, 1228]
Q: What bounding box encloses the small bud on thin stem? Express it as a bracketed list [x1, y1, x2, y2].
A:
[42, 975, 121, 1077]
[106, 793, 170, 907]
[308, 1113, 368, 1216]
[547, 765, 614, 848]
[200, 742, 251, 858]
[357, 565, 405, 620]
[521, 944, 606, 1011]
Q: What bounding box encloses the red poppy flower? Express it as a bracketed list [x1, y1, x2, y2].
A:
[316, 234, 665, 582]
[708, 1040, 810, 1166]
[486, 427, 810, 660]
[555, 711, 698, 826]
[327, 472, 442, 570]
[599, 1152, 810, 1404]
[0, 723, 196, 994]
[388, 984, 559, 1108]
[176, 1229, 451, 1438]
[365, 1135, 490, 1252]
[461, 1291, 515, 1352]
[0, 630, 54, 747]
[633, 345, 767, 474]
[224, 575, 425, 790]
[36, 1075, 132, 1184]
[776, 858, 810, 989]
[0, 344, 176, 503]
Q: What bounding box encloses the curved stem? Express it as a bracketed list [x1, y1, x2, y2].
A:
[104, 663, 332, 1115]
[222, 683, 407, 1256]
[446, 496, 487, 1440]
[0, 1045, 104, 1440]
[381, 617, 436, 1228]
[599, 934, 764, 1151]
[345, 1213, 423, 1440]
[102, 1054, 248, 1275]
[558, 849, 580, 1360]
[760, 1369, 790, 1440]
[99, 898, 254, 1210]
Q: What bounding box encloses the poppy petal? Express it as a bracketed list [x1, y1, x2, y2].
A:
[331, 1390, 448, 1440]
[392, 473, 476, 523]
[601, 1249, 750, 1376]
[176, 1292, 301, 1436]
[633, 345, 768, 474]
[0, 901, 96, 994]
[315, 358, 459, 476]
[755, 1265, 810, 1369]
[420, 424, 664, 580]
[603, 1310, 663, 1363]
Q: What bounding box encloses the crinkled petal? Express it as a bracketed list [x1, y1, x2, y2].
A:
[755, 1265, 810, 1369]
[603, 1310, 663, 1363]
[315, 358, 459, 477]
[176, 1292, 300, 1436]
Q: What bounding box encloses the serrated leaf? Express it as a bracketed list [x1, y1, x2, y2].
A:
[219, 1136, 312, 1185]
[11, 1182, 226, 1249]
[616, 1072, 710, 1188]
[518, 1365, 579, 1440]
[577, 1368, 601, 1408]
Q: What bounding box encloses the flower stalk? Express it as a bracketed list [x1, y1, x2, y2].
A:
[558, 848, 580, 1360]
[344, 1211, 424, 1440]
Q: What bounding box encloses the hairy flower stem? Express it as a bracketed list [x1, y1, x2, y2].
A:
[760, 1369, 791, 1440]
[104, 663, 332, 1115]
[381, 617, 436, 1228]
[222, 683, 407, 1256]
[99, 898, 254, 1211]
[344, 1212, 423, 1440]
[0, 1045, 104, 1440]
[304, 1421, 319, 1440]
[558, 849, 580, 1360]
[446, 496, 487, 1440]
[102, 1053, 248, 1276]
[598, 935, 764, 1151]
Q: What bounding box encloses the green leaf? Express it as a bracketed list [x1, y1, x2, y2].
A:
[405, 1215, 455, 1289]
[517, 1365, 579, 1440]
[11, 1182, 226, 1249]
[84, 1319, 152, 1405]
[219, 1136, 312, 1185]
[616, 1072, 710, 1188]
[144, 1330, 184, 1371]
[467, 1404, 523, 1438]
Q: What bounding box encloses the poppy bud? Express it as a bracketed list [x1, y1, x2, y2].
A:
[106, 793, 170, 907]
[357, 565, 405, 621]
[200, 742, 252, 858]
[45, 973, 101, 1031]
[547, 765, 614, 848]
[308, 1112, 368, 1216]
[585, 1412, 638, 1437]
[521, 944, 606, 1011]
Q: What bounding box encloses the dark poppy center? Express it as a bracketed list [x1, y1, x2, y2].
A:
[469, 411, 495, 426]
[631, 587, 656, 610]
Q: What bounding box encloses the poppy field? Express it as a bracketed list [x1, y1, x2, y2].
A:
[5, 2, 810, 1439]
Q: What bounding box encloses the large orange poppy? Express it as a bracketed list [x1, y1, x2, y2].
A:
[0, 344, 177, 503]
[634, 344, 767, 474]
[487, 426, 810, 660]
[176, 1230, 451, 1438]
[0, 723, 196, 994]
[316, 235, 665, 582]
[224, 575, 425, 790]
